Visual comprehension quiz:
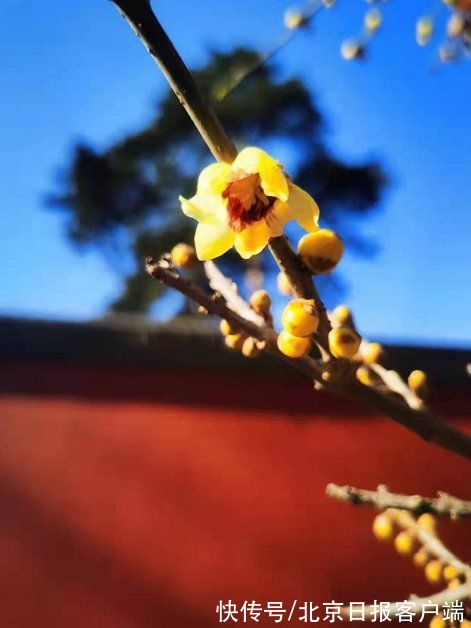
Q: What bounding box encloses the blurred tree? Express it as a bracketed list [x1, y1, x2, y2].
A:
[49, 48, 386, 314]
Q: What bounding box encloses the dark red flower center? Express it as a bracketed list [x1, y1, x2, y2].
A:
[222, 172, 276, 232]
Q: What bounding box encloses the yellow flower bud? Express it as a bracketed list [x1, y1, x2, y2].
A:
[282, 299, 319, 337]
[170, 242, 198, 269]
[416, 16, 434, 46]
[220, 319, 238, 337]
[341, 40, 365, 61]
[447, 13, 465, 38]
[429, 615, 447, 628]
[356, 366, 376, 386]
[242, 337, 261, 359]
[225, 333, 245, 351]
[277, 331, 312, 358]
[332, 304, 352, 326]
[328, 327, 361, 359]
[394, 531, 416, 556]
[298, 229, 344, 274]
[448, 577, 462, 589]
[250, 290, 271, 315]
[284, 9, 308, 30]
[408, 370, 428, 398]
[372, 513, 395, 542]
[363, 342, 386, 365]
[425, 559, 443, 585]
[443, 564, 461, 581]
[417, 513, 437, 535]
[413, 547, 430, 569]
[365, 8, 382, 33]
[277, 271, 293, 296]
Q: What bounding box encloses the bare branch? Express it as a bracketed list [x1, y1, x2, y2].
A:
[341, 377, 471, 462]
[326, 484, 471, 519]
[203, 261, 264, 326]
[369, 362, 423, 410]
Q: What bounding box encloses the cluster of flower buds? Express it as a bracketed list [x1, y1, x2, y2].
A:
[220, 317, 262, 358]
[277, 298, 319, 358]
[372, 510, 469, 626]
[276, 228, 345, 359]
[220, 290, 272, 358]
[340, 1, 384, 61]
[416, 0, 471, 64]
[414, 0, 471, 62]
[339, 0, 470, 64]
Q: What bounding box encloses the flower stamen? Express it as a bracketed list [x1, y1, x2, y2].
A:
[222, 172, 276, 232]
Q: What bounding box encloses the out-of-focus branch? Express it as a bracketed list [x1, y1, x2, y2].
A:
[203, 261, 264, 326]
[370, 363, 423, 409]
[326, 484, 471, 518]
[330, 483, 471, 620]
[216, 0, 326, 101]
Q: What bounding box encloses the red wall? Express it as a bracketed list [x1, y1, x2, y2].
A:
[0, 360, 469, 627]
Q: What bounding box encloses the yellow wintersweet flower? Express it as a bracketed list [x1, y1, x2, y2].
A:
[179, 147, 319, 260]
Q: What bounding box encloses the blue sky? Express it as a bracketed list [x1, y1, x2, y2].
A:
[0, 0, 469, 347]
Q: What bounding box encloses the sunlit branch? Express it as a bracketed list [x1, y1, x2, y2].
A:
[326, 483, 471, 519]
[113, 0, 471, 464]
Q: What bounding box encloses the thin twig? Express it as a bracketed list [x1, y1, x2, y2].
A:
[369, 362, 423, 410]
[204, 261, 264, 326]
[326, 484, 471, 519]
[217, 0, 326, 101]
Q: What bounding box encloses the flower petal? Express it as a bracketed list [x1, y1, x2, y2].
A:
[180, 193, 227, 225]
[288, 184, 320, 232]
[268, 200, 295, 234]
[234, 221, 272, 259]
[194, 222, 234, 260]
[233, 147, 289, 202]
[197, 162, 231, 194]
